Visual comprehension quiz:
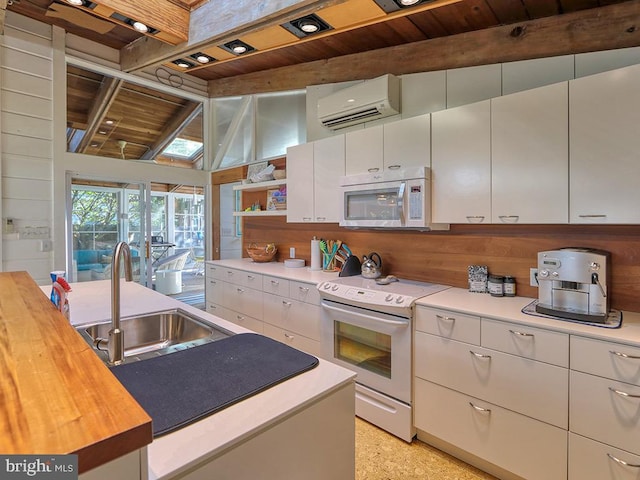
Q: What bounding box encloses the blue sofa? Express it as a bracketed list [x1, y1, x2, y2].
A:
[74, 248, 140, 279]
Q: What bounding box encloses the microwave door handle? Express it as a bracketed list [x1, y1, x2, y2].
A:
[397, 182, 406, 224]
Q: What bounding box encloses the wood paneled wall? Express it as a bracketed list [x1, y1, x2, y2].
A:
[242, 217, 640, 312]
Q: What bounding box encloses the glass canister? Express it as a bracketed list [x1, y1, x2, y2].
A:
[504, 276, 516, 297]
[488, 275, 504, 297]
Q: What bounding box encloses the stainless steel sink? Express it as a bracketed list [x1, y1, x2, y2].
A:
[77, 308, 233, 364]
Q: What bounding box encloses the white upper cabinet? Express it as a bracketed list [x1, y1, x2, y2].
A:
[345, 115, 430, 176]
[286, 136, 345, 223]
[383, 114, 430, 171]
[491, 82, 569, 224]
[286, 142, 315, 223]
[569, 64, 640, 223]
[431, 100, 491, 224]
[345, 125, 383, 175]
[313, 135, 345, 223]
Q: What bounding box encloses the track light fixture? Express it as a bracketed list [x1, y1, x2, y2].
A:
[220, 40, 256, 56]
[281, 13, 332, 38]
[372, 0, 437, 13]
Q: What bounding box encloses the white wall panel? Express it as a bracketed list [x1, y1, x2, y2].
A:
[446, 64, 502, 109]
[1, 70, 52, 97]
[1, 48, 52, 78]
[575, 46, 640, 78]
[2, 178, 50, 200]
[400, 70, 446, 117]
[2, 26, 54, 58]
[2, 113, 52, 138]
[1, 154, 51, 180]
[2, 198, 50, 220]
[502, 55, 574, 95]
[2, 133, 52, 158]
[1, 91, 52, 119]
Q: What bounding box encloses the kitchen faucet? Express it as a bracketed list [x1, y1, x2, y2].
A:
[107, 241, 133, 365]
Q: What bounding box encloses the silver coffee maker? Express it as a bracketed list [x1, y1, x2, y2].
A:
[535, 248, 610, 323]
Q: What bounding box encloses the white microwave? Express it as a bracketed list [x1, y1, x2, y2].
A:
[339, 167, 448, 230]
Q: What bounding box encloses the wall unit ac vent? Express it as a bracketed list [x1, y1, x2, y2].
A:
[317, 74, 400, 130]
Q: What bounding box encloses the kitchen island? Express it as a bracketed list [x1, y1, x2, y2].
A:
[0, 271, 355, 480]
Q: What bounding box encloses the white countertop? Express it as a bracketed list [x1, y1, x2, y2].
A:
[208, 258, 340, 283]
[416, 287, 640, 347]
[48, 280, 355, 480]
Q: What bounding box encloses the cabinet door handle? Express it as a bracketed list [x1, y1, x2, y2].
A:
[610, 350, 640, 360]
[236, 315, 245, 321]
[470, 350, 491, 359]
[316, 216, 326, 221]
[509, 329, 534, 337]
[236, 288, 244, 293]
[367, 167, 380, 173]
[579, 214, 607, 218]
[607, 453, 640, 468]
[436, 314, 455, 322]
[387, 165, 401, 170]
[498, 215, 519, 223]
[302, 217, 312, 221]
[609, 387, 640, 399]
[284, 333, 295, 340]
[469, 402, 491, 413]
[226, 270, 234, 276]
[466, 216, 485, 223]
[298, 286, 309, 293]
[209, 280, 216, 285]
[282, 300, 292, 307]
[247, 275, 254, 280]
[270, 279, 279, 285]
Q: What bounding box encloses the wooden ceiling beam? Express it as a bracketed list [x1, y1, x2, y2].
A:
[141, 102, 202, 160]
[206, 0, 640, 96]
[76, 76, 123, 153]
[120, 0, 348, 73]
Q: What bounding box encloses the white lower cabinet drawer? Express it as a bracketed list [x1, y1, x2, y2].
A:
[263, 275, 290, 296]
[415, 306, 480, 344]
[415, 331, 568, 428]
[222, 282, 263, 319]
[263, 293, 321, 341]
[290, 280, 321, 305]
[263, 323, 320, 356]
[571, 336, 640, 385]
[481, 318, 569, 367]
[569, 432, 640, 480]
[206, 303, 232, 321]
[227, 310, 263, 333]
[415, 378, 568, 480]
[570, 370, 640, 454]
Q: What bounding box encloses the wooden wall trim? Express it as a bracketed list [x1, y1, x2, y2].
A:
[207, 0, 640, 96]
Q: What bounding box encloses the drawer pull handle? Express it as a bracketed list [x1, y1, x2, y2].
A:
[607, 453, 640, 468]
[466, 216, 485, 223]
[436, 314, 455, 321]
[237, 288, 244, 293]
[470, 351, 491, 359]
[284, 333, 294, 340]
[247, 275, 255, 280]
[226, 271, 234, 275]
[469, 402, 491, 413]
[299, 286, 309, 293]
[579, 214, 607, 218]
[236, 315, 245, 321]
[610, 350, 640, 360]
[271, 280, 279, 285]
[609, 387, 640, 399]
[282, 300, 292, 307]
[509, 329, 534, 337]
[498, 215, 519, 223]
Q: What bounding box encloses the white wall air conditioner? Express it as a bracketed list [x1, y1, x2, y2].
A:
[317, 74, 400, 130]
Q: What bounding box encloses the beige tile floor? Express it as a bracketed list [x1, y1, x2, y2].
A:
[355, 418, 498, 480]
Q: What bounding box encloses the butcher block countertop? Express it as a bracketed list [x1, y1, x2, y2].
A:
[0, 271, 152, 473]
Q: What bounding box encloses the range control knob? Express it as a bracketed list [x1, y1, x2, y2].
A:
[322, 283, 331, 290]
[385, 294, 394, 302]
[395, 296, 405, 304]
[331, 284, 339, 291]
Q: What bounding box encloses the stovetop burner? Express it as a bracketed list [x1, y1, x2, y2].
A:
[318, 275, 449, 317]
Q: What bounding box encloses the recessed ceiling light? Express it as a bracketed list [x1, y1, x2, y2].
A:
[90, 143, 99, 147]
[65, 0, 85, 5]
[132, 21, 149, 33]
[98, 130, 107, 135]
[172, 59, 194, 69]
[105, 119, 114, 125]
[190, 52, 216, 64]
[281, 14, 332, 38]
[220, 40, 255, 56]
[372, 0, 436, 13]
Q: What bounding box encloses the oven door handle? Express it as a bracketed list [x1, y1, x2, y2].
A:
[321, 301, 410, 327]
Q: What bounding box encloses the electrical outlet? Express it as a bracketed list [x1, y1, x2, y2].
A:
[529, 268, 538, 287]
[40, 240, 52, 252]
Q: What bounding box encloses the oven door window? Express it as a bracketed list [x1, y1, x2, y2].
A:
[344, 187, 401, 222]
[334, 320, 391, 378]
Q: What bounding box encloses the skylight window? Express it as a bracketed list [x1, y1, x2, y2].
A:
[163, 138, 203, 158]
